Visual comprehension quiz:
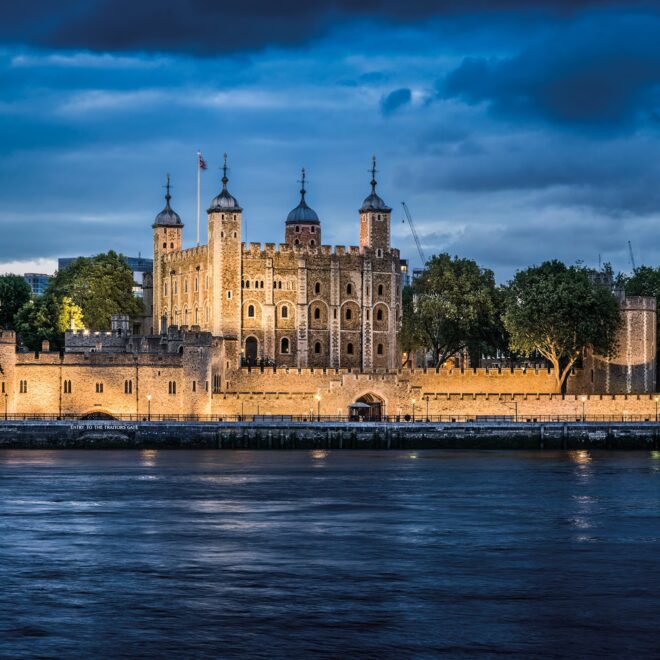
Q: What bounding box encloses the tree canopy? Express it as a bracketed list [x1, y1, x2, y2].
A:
[15, 252, 142, 350]
[399, 253, 502, 368]
[0, 274, 32, 330]
[503, 260, 621, 391]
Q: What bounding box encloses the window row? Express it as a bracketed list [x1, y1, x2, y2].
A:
[164, 275, 206, 297]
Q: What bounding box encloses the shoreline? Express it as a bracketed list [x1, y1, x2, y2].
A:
[1, 420, 660, 450]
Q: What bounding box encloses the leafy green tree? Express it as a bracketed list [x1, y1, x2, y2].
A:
[400, 254, 501, 368]
[0, 274, 32, 330]
[48, 251, 142, 331]
[15, 295, 84, 352]
[618, 265, 660, 298]
[503, 260, 621, 391]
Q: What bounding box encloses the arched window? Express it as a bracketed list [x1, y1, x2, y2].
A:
[294, 239, 300, 245]
[347, 343, 354, 355]
[169, 381, 177, 395]
[184, 279, 188, 293]
[281, 305, 288, 319]
[245, 280, 250, 288]
[376, 309, 383, 321]
[346, 283, 353, 295]
[314, 307, 320, 320]
[124, 380, 132, 394]
[164, 282, 168, 296]
[376, 249, 383, 258]
[314, 282, 321, 294]
[345, 308, 352, 321]
[195, 277, 199, 292]
[314, 342, 321, 354]
[295, 225, 300, 233]
[248, 304, 255, 318]
[170, 242, 174, 249]
[195, 308, 199, 324]
[162, 242, 166, 248]
[377, 343, 384, 355]
[378, 284, 383, 296]
[310, 240, 315, 247]
[281, 337, 290, 354]
[63, 380, 72, 394]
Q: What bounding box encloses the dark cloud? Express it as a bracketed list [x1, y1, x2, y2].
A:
[0, 1, 656, 54]
[439, 13, 660, 130]
[381, 88, 412, 116]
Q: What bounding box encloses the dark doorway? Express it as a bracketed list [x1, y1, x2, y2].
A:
[349, 393, 384, 421]
[245, 336, 258, 365]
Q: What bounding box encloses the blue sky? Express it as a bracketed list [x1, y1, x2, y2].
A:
[1, 1, 660, 281]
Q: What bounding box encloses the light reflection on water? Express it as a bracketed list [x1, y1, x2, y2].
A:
[0, 449, 659, 658]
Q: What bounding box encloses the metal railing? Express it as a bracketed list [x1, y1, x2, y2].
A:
[1, 413, 660, 424]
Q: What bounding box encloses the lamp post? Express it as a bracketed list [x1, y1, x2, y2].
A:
[412, 398, 416, 423]
[315, 393, 321, 422]
[425, 395, 430, 422]
[655, 396, 658, 422]
[581, 396, 586, 422]
[3, 393, 7, 421]
[147, 394, 152, 421]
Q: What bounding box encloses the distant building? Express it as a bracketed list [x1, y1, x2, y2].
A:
[23, 273, 51, 296]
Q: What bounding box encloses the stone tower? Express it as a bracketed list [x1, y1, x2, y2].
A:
[0, 329, 16, 417]
[152, 175, 183, 331]
[208, 155, 243, 348]
[284, 169, 321, 248]
[359, 156, 392, 255]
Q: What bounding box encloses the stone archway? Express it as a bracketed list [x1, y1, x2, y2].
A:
[349, 392, 384, 421]
[80, 411, 118, 420]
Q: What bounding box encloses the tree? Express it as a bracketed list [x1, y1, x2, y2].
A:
[47, 251, 143, 331]
[503, 260, 621, 391]
[0, 274, 32, 330]
[15, 295, 84, 352]
[400, 254, 501, 368]
[618, 265, 660, 299]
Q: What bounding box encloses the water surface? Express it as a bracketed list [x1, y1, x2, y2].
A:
[1, 450, 659, 658]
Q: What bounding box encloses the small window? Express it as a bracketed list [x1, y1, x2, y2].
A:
[162, 242, 166, 248]
[376, 249, 383, 258]
[246, 280, 250, 288]
[174, 281, 178, 295]
[347, 343, 354, 355]
[1, 382, 4, 394]
[314, 282, 321, 294]
[168, 381, 177, 395]
[294, 239, 300, 245]
[378, 284, 384, 296]
[124, 380, 132, 395]
[314, 342, 321, 354]
[377, 343, 384, 355]
[248, 304, 255, 318]
[376, 309, 383, 321]
[310, 240, 315, 247]
[346, 283, 353, 295]
[63, 380, 72, 394]
[281, 337, 290, 354]
[195, 277, 199, 292]
[281, 305, 288, 319]
[19, 380, 27, 394]
[227, 291, 232, 299]
[333, 309, 337, 319]
[164, 282, 168, 296]
[311, 226, 316, 233]
[295, 225, 300, 233]
[314, 307, 320, 320]
[345, 308, 352, 321]
[184, 279, 188, 293]
[95, 383, 104, 394]
[192, 381, 197, 393]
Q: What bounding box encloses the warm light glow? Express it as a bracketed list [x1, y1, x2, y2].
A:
[147, 394, 152, 401]
[581, 396, 586, 402]
[314, 393, 321, 402]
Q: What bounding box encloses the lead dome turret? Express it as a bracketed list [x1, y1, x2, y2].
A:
[208, 154, 242, 212]
[153, 175, 183, 227]
[284, 168, 321, 247]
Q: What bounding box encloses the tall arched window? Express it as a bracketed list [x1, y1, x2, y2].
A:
[346, 283, 353, 295]
[376, 309, 383, 321]
[314, 342, 321, 354]
[248, 304, 255, 318]
[281, 337, 290, 354]
[314, 307, 320, 320]
[314, 282, 321, 294]
[347, 343, 354, 355]
[378, 284, 384, 296]
[377, 343, 384, 355]
[281, 305, 288, 319]
[345, 308, 352, 321]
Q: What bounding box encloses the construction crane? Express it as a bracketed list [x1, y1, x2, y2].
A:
[401, 201, 426, 265]
[628, 240, 637, 271]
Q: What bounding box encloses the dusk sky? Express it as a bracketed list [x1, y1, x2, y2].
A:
[2, 0, 660, 281]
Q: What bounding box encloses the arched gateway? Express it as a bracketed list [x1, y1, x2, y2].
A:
[349, 393, 384, 421]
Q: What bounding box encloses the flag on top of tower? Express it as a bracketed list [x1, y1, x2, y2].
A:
[198, 152, 208, 170]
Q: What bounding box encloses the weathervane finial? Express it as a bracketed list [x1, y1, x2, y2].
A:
[299, 167, 307, 202]
[165, 173, 172, 207]
[370, 155, 377, 194]
[222, 153, 228, 188]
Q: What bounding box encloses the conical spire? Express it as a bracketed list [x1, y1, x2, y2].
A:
[370, 155, 378, 194]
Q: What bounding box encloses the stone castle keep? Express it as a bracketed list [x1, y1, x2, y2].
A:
[0, 158, 657, 420]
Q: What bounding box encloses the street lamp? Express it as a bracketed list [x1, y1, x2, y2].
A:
[581, 395, 586, 422]
[147, 394, 152, 421]
[314, 392, 321, 422]
[3, 392, 7, 421]
[655, 396, 658, 422]
[412, 398, 416, 423]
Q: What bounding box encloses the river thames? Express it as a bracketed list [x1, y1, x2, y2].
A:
[1, 450, 659, 658]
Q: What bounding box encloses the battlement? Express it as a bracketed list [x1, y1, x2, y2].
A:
[241, 242, 398, 259]
[162, 244, 208, 264]
[0, 328, 17, 343]
[620, 295, 656, 312]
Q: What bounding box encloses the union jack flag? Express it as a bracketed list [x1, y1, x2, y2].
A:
[198, 152, 208, 170]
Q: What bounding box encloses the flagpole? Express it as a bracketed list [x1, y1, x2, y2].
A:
[196, 151, 201, 246]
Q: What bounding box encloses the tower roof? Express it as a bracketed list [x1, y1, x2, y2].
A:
[153, 175, 183, 228]
[208, 153, 242, 212]
[286, 168, 320, 224]
[360, 156, 391, 213]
